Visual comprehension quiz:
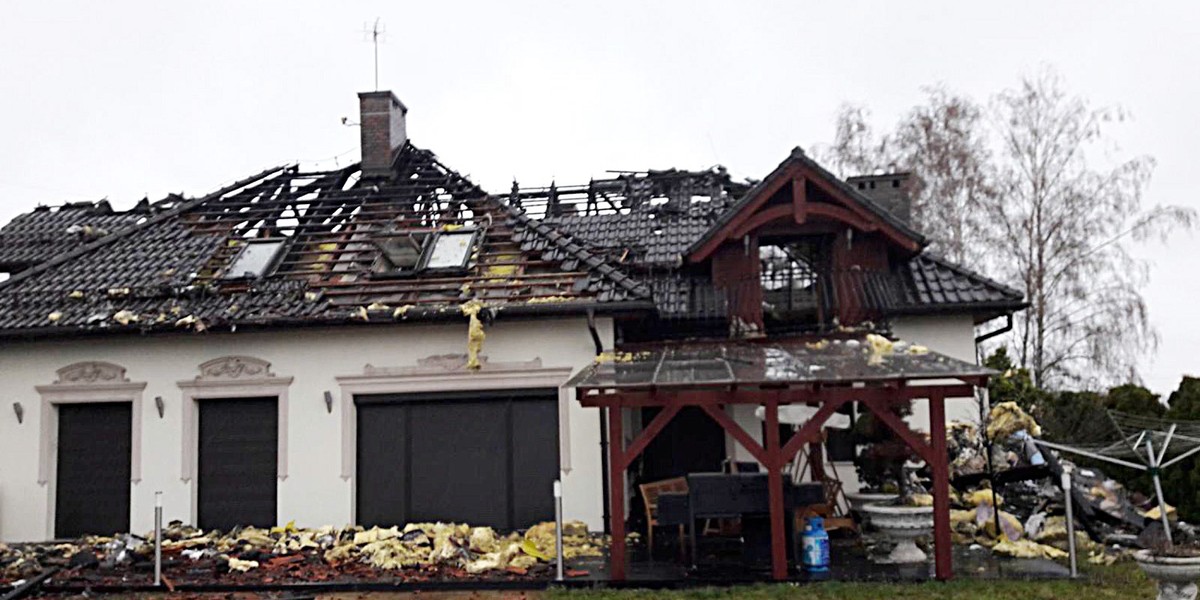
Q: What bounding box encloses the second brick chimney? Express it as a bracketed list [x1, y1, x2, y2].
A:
[846, 172, 913, 225]
[358, 91, 408, 179]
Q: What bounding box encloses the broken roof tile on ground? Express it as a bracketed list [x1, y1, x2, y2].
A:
[0, 520, 604, 590]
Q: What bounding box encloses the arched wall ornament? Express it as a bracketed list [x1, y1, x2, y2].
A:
[196, 356, 273, 381]
[36, 361, 146, 540]
[55, 361, 129, 385]
[178, 356, 293, 498]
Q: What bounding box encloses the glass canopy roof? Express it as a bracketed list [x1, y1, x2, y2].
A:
[566, 336, 995, 392]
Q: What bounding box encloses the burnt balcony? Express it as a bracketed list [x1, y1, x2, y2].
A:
[722, 266, 905, 334]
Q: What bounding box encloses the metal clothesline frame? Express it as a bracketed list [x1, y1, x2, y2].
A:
[1033, 421, 1200, 547]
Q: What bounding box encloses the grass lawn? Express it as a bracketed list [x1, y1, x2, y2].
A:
[545, 561, 1155, 599]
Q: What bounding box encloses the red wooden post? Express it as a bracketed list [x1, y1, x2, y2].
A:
[607, 406, 627, 581]
[928, 391, 953, 581]
[764, 397, 789, 580]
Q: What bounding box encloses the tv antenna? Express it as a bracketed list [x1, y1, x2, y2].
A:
[363, 18, 386, 90]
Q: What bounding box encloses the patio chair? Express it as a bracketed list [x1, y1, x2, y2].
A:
[638, 476, 688, 559]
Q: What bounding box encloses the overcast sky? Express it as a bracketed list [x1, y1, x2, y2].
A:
[2, 2, 1197, 396]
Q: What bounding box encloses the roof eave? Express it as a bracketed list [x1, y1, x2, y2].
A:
[0, 300, 658, 341]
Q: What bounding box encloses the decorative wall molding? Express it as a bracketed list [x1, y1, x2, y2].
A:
[196, 356, 273, 381]
[36, 362, 146, 540]
[55, 361, 129, 385]
[361, 354, 543, 377]
[178, 356, 293, 486]
[336, 355, 572, 497]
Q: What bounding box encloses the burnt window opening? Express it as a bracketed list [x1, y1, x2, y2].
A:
[759, 241, 823, 316]
[371, 226, 484, 277]
[221, 239, 286, 279]
[373, 230, 429, 272]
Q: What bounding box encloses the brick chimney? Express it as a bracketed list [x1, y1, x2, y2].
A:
[845, 172, 913, 224]
[358, 91, 408, 178]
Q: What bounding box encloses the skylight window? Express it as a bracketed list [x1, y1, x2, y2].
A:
[374, 231, 428, 271]
[370, 225, 484, 278]
[423, 230, 477, 270]
[223, 239, 285, 279]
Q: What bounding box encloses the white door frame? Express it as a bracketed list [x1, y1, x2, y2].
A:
[35, 361, 145, 540]
[177, 356, 292, 526]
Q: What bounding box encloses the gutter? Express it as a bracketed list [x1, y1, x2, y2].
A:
[974, 312, 1014, 345]
[0, 300, 657, 342]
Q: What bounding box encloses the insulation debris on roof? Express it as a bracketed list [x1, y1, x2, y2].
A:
[0, 145, 650, 336]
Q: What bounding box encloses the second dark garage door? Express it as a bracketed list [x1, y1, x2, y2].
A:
[197, 397, 278, 531]
[356, 389, 559, 530]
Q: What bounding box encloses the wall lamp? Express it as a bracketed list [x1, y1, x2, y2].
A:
[12, 402, 23, 424]
[324, 391, 334, 414]
[155, 396, 165, 418]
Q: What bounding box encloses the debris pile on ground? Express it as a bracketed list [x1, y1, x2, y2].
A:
[0, 520, 607, 588]
[932, 401, 1196, 565]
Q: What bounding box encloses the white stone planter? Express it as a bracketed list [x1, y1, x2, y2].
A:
[1135, 549, 1200, 600]
[844, 491, 900, 517]
[859, 502, 933, 564]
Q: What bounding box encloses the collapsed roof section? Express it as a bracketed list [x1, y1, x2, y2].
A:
[0, 144, 651, 337]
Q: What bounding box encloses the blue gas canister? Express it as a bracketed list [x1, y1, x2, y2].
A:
[801, 516, 830, 573]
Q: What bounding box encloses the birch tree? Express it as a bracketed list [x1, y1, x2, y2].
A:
[817, 71, 1194, 387]
[985, 71, 1193, 388]
[818, 88, 994, 267]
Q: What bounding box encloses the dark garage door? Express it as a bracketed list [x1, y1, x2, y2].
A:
[56, 402, 132, 538]
[356, 389, 559, 530]
[197, 397, 278, 531]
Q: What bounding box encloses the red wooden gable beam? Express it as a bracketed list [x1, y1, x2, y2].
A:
[778, 397, 851, 466]
[689, 161, 921, 263]
[860, 397, 934, 464]
[576, 383, 979, 407]
[616, 403, 681, 471]
[731, 202, 882, 241]
[689, 170, 795, 262]
[793, 175, 807, 224]
[730, 205, 792, 240]
[699, 403, 771, 466]
[804, 171, 920, 252]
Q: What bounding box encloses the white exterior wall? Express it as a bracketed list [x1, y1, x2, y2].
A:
[891, 314, 982, 428]
[0, 317, 611, 542]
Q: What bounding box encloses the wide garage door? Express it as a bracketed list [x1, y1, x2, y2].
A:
[56, 402, 132, 538]
[356, 389, 558, 530]
[197, 397, 278, 531]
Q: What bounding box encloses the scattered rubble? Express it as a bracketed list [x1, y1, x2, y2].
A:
[0, 519, 606, 588]
[930, 401, 1196, 566]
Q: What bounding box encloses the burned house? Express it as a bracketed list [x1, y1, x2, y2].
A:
[0, 91, 1023, 543]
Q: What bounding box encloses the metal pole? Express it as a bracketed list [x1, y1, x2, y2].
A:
[554, 479, 564, 582]
[1033, 439, 1149, 471]
[1061, 469, 1077, 578]
[154, 491, 163, 586]
[1145, 438, 1174, 546]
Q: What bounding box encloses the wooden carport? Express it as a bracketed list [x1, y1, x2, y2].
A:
[566, 336, 993, 581]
